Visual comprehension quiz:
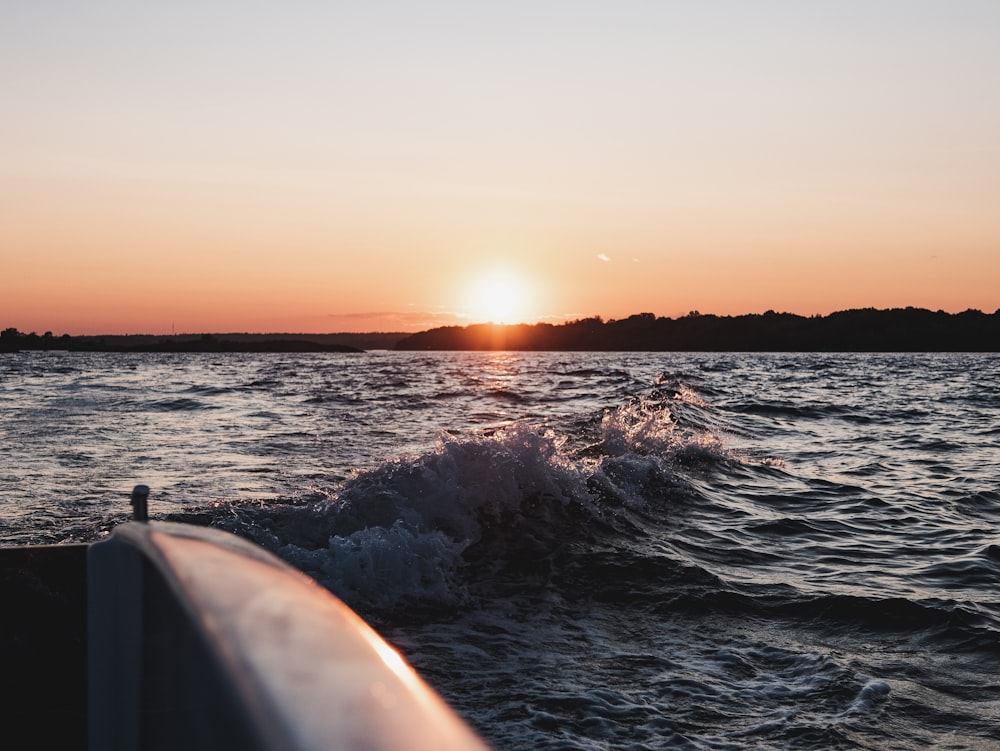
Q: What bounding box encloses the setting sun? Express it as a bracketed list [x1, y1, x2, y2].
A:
[466, 272, 530, 325]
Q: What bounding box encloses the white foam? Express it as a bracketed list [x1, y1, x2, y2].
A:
[840, 677, 891, 718]
[240, 402, 732, 610]
[280, 522, 466, 610]
[286, 423, 590, 609]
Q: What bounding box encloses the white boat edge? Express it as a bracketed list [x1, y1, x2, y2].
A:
[88, 519, 491, 751]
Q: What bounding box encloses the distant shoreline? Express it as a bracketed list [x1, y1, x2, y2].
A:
[393, 307, 1000, 352]
[3, 307, 998, 352]
[0, 331, 405, 353]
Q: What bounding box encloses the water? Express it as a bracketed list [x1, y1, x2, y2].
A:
[2, 351, 999, 749]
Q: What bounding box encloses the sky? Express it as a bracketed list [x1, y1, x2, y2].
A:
[2, 1, 999, 334]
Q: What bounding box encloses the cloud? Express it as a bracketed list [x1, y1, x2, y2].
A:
[597, 253, 611, 262]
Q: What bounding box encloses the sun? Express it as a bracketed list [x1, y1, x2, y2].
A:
[467, 271, 529, 324]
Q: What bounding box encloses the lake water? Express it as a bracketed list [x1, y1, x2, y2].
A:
[2, 351, 998, 749]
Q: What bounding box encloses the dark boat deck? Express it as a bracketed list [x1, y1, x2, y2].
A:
[0, 544, 88, 748]
[1, 525, 491, 751]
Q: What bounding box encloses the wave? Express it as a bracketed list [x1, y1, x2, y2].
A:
[184, 384, 237, 397]
[918, 548, 1000, 588]
[175, 375, 1000, 661]
[144, 397, 216, 412]
[197, 387, 734, 615]
[726, 402, 874, 421]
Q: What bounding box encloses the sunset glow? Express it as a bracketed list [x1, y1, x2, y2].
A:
[466, 272, 531, 325]
[2, 3, 999, 334]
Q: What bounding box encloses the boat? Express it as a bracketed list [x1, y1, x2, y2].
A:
[0, 486, 490, 750]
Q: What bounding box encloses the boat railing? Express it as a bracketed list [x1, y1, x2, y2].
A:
[88, 498, 489, 750]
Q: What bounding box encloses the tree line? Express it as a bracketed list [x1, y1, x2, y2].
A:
[393, 308, 1000, 351]
[5, 308, 998, 353]
[0, 329, 364, 353]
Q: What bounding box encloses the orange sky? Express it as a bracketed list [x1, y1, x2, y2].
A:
[3, 3, 999, 334]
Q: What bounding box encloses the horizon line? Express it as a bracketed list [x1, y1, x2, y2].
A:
[6, 305, 998, 339]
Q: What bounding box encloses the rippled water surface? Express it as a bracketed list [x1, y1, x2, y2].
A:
[2, 351, 998, 749]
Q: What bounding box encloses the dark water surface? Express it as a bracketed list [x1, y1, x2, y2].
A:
[2, 351, 998, 749]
